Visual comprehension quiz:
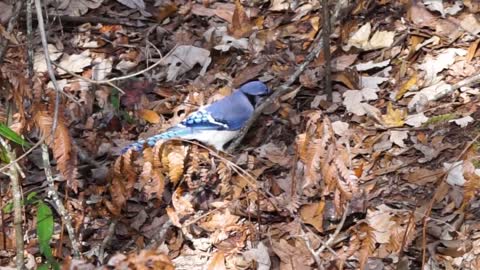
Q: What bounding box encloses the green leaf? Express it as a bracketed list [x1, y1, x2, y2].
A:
[37, 202, 54, 259]
[27, 192, 38, 201]
[0, 123, 31, 147]
[110, 88, 120, 111]
[0, 144, 10, 163]
[120, 110, 135, 124]
[37, 263, 50, 270]
[3, 202, 13, 213]
[26, 192, 39, 205]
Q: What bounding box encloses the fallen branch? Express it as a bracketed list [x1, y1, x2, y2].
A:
[322, 0, 332, 101]
[421, 133, 480, 268]
[34, 0, 77, 134]
[0, 138, 44, 174]
[315, 203, 350, 255]
[227, 0, 350, 152]
[53, 41, 166, 95]
[0, 137, 25, 269]
[41, 143, 81, 259]
[98, 220, 117, 262]
[432, 73, 480, 102]
[23, 12, 150, 27]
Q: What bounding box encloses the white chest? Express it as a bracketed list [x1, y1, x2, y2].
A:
[181, 129, 239, 150]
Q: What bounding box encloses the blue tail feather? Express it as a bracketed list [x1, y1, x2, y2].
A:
[121, 128, 197, 153]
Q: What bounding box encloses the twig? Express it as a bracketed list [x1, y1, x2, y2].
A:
[26, 0, 34, 78]
[146, 219, 173, 249]
[0, 182, 5, 250]
[0, 0, 24, 64]
[322, 0, 332, 101]
[431, 73, 480, 102]
[227, 0, 350, 152]
[0, 138, 44, 174]
[35, 14, 151, 27]
[34, 0, 72, 133]
[315, 203, 350, 255]
[98, 220, 117, 262]
[300, 229, 324, 270]
[0, 137, 24, 269]
[169, 139, 281, 211]
[53, 41, 166, 94]
[421, 133, 480, 268]
[41, 143, 81, 258]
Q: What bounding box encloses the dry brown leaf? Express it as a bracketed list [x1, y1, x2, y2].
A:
[161, 45, 211, 81]
[228, 0, 253, 38]
[271, 238, 313, 269]
[382, 103, 406, 127]
[465, 0, 480, 12]
[333, 69, 360, 90]
[460, 14, 480, 35]
[108, 158, 128, 216]
[166, 206, 182, 227]
[166, 147, 186, 184]
[139, 147, 166, 201]
[34, 110, 79, 191]
[155, 3, 177, 22]
[139, 109, 161, 124]
[409, 2, 437, 28]
[357, 223, 376, 269]
[206, 251, 226, 270]
[232, 63, 267, 87]
[395, 74, 417, 100]
[122, 150, 137, 192]
[403, 168, 443, 185]
[466, 39, 480, 62]
[172, 188, 194, 216]
[199, 209, 239, 232]
[115, 249, 174, 270]
[299, 202, 325, 232]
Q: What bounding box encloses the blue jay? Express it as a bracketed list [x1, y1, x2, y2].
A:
[122, 81, 269, 153]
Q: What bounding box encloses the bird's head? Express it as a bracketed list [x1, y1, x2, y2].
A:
[238, 81, 270, 106]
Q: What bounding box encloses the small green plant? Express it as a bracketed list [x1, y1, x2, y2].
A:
[3, 192, 59, 270]
[0, 123, 31, 148]
[110, 88, 135, 124]
[37, 201, 59, 270]
[471, 159, 480, 169]
[423, 113, 458, 126]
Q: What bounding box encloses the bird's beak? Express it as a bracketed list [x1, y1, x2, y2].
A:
[254, 95, 268, 107]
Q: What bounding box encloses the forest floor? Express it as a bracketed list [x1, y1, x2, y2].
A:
[1, 0, 480, 269]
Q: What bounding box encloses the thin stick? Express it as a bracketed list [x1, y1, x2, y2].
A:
[34, 0, 64, 133]
[322, 0, 332, 101]
[0, 137, 24, 269]
[98, 220, 117, 262]
[41, 143, 81, 258]
[53, 41, 166, 94]
[300, 229, 324, 270]
[47, 14, 148, 27]
[421, 134, 480, 268]
[227, 0, 350, 152]
[315, 203, 350, 255]
[26, 0, 34, 78]
[430, 73, 480, 102]
[0, 138, 44, 174]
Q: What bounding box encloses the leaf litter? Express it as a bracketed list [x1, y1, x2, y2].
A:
[1, 0, 480, 269]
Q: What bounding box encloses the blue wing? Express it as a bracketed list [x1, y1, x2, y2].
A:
[121, 109, 230, 153]
[122, 88, 257, 153]
[180, 109, 229, 130]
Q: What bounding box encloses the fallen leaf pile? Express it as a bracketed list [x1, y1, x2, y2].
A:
[1, 0, 480, 269]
